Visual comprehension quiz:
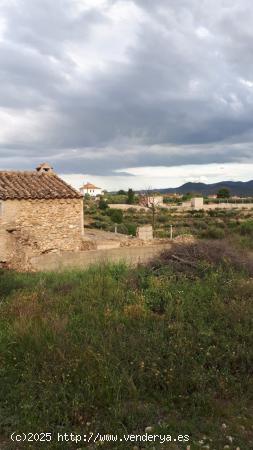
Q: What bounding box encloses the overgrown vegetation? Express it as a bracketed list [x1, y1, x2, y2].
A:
[84, 196, 253, 249]
[0, 240, 253, 449]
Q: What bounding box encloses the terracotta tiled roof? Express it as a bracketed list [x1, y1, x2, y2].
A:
[82, 183, 101, 189]
[0, 171, 82, 200]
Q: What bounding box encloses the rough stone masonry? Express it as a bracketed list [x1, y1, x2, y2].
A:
[0, 163, 84, 270]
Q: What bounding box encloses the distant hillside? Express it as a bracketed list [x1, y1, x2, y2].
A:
[153, 180, 253, 196]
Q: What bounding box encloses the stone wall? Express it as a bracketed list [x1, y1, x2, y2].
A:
[179, 201, 253, 211]
[136, 225, 153, 240]
[30, 243, 172, 272]
[108, 204, 149, 211]
[0, 198, 83, 270]
[201, 203, 253, 210]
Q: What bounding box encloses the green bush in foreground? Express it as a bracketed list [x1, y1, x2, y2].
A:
[239, 219, 253, 237]
[0, 246, 252, 449]
[200, 225, 226, 239]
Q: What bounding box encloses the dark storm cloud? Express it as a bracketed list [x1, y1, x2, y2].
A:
[0, 0, 253, 174]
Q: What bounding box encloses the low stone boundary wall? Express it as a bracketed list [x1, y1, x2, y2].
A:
[168, 203, 253, 211]
[108, 204, 148, 211]
[201, 203, 253, 210]
[30, 243, 172, 272]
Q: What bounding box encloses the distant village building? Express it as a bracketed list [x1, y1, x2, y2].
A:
[80, 182, 103, 197]
[191, 197, 204, 209]
[0, 163, 83, 270]
[208, 194, 218, 199]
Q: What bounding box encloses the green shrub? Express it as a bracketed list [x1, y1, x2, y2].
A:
[115, 223, 129, 234]
[236, 235, 253, 250]
[157, 214, 168, 223]
[105, 194, 127, 204]
[144, 283, 172, 314]
[207, 209, 227, 217]
[137, 217, 150, 225]
[154, 229, 170, 238]
[126, 207, 136, 214]
[106, 208, 123, 224]
[98, 198, 108, 210]
[91, 220, 108, 230]
[194, 221, 208, 230]
[92, 214, 106, 221]
[200, 226, 226, 239]
[227, 220, 239, 230]
[239, 220, 253, 236]
[125, 222, 137, 236]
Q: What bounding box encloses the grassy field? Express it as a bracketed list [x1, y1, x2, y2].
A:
[0, 240, 253, 449]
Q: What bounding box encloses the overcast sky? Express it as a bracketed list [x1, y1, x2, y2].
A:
[0, 0, 253, 189]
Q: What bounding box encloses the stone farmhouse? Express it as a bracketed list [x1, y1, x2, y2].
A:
[0, 163, 84, 270]
[80, 182, 103, 197]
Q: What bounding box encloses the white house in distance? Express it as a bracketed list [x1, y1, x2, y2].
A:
[79, 182, 104, 197]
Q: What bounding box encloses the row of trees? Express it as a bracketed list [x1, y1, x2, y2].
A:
[98, 188, 135, 212]
[117, 188, 135, 204]
[171, 188, 231, 201]
[118, 187, 232, 200]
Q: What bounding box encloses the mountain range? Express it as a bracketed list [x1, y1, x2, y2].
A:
[151, 180, 253, 196]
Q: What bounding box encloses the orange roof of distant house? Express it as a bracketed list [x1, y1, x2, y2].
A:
[82, 182, 101, 189]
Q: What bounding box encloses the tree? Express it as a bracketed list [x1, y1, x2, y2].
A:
[107, 209, 123, 224]
[217, 188, 230, 199]
[117, 189, 126, 195]
[98, 198, 108, 210]
[127, 188, 135, 204]
[142, 187, 158, 230]
[182, 193, 192, 201]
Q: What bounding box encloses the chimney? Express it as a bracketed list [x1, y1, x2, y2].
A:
[36, 163, 54, 174]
